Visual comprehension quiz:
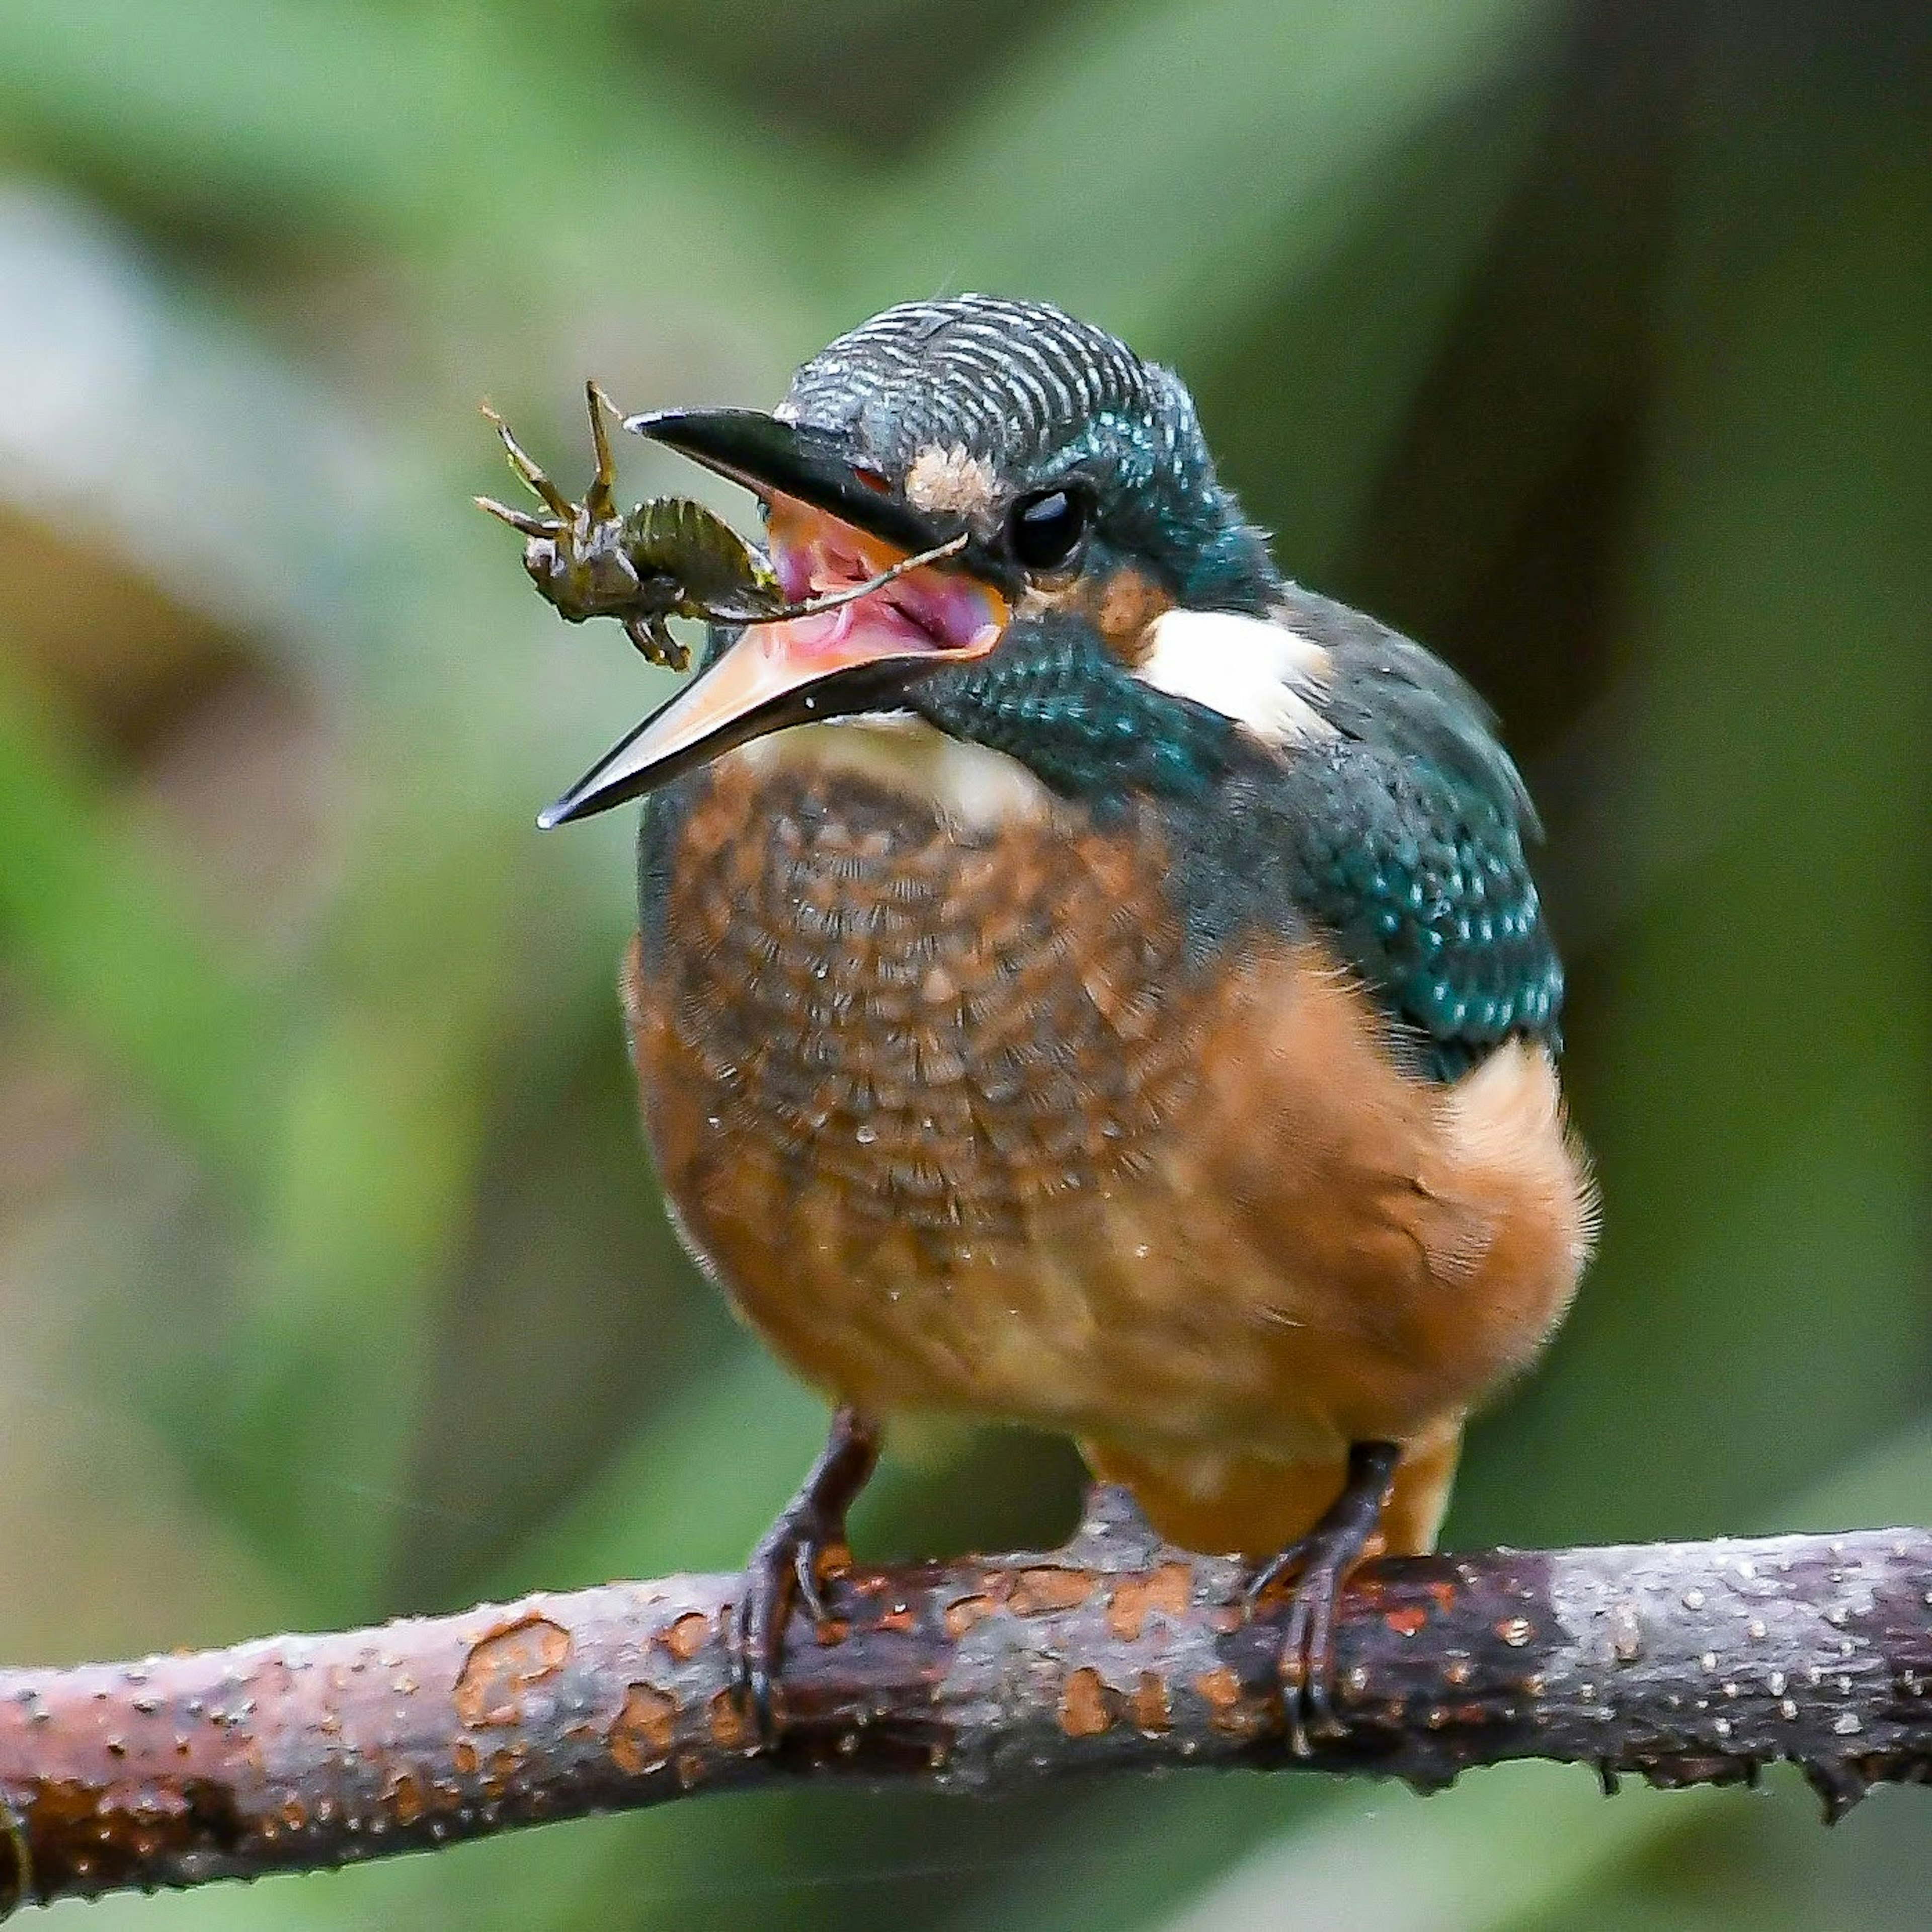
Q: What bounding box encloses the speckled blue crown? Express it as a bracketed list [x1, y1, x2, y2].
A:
[785, 295, 1197, 499]
[783, 294, 1273, 612]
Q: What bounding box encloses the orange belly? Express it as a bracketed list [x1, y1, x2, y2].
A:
[626, 730, 1593, 1556]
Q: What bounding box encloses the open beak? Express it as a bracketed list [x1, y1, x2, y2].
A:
[539, 410, 1008, 828]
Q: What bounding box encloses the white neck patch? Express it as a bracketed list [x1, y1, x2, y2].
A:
[1134, 608, 1334, 749]
[740, 714, 1054, 830]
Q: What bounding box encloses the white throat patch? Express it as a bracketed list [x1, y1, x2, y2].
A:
[1134, 608, 1334, 750]
[740, 714, 1053, 830]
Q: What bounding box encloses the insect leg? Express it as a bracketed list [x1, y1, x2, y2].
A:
[624, 612, 690, 671]
[473, 496, 556, 537]
[479, 401, 576, 521]
[584, 381, 623, 525]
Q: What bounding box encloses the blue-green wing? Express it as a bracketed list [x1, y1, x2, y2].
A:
[1273, 591, 1564, 1079]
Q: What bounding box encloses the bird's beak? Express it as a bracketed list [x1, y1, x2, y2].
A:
[538, 411, 1008, 828]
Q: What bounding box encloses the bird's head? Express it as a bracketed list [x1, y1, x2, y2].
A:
[543, 294, 1297, 826]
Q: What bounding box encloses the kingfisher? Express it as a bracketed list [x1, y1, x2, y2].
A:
[492, 295, 1595, 1751]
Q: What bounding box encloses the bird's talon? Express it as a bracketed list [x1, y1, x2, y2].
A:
[732, 1514, 842, 1743]
[1249, 1441, 1401, 1754]
[729, 1408, 880, 1751]
[791, 1532, 834, 1627]
[1245, 1534, 1314, 1610]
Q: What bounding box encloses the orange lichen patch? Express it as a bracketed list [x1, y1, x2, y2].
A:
[674, 1750, 709, 1790]
[1105, 1564, 1191, 1642]
[1385, 1606, 1428, 1638]
[708, 1690, 753, 1752]
[1193, 1666, 1247, 1734]
[452, 1740, 478, 1778]
[814, 1618, 852, 1647]
[1008, 1568, 1095, 1616]
[944, 1593, 997, 1639]
[385, 1773, 424, 1829]
[1059, 1667, 1113, 1738]
[1131, 1671, 1172, 1735]
[453, 1614, 571, 1729]
[607, 1682, 677, 1777]
[875, 1606, 919, 1636]
[660, 1613, 710, 1663]
[478, 1741, 528, 1801]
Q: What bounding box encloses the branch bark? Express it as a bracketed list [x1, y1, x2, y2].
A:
[3, 1492, 1929, 1914]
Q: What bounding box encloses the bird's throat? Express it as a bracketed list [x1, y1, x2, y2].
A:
[734, 714, 1053, 832]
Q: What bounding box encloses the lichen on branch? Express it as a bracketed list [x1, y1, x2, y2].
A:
[1, 1493, 1928, 1915]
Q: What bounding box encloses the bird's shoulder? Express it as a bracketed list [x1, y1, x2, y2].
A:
[1163, 586, 1563, 1080]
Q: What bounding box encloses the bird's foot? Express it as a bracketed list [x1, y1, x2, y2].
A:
[1246, 1440, 1400, 1757]
[733, 1406, 881, 1748]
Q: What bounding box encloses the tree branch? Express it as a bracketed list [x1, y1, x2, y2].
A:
[3, 1492, 1929, 1914]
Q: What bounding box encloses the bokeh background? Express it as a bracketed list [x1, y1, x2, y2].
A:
[1, 1, 1926, 1926]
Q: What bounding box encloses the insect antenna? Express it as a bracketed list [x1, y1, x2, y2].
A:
[737, 530, 969, 626]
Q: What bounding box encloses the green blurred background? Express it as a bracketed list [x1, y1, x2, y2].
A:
[0, 1, 1926, 1926]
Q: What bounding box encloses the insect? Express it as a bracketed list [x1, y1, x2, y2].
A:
[477, 382, 966, 670]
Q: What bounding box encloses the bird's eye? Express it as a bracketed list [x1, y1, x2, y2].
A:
[1008, 487, 1090, 572]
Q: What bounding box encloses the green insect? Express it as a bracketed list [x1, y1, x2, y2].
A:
[477, 382, 963, 670]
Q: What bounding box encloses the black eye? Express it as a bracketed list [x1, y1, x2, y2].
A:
[1008, 487, 1090, 572]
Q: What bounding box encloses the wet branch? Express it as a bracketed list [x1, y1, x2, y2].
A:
[3, 1493, 1929, 1914]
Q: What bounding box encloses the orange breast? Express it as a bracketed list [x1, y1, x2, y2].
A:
[635, 739, 1203, 1242]
[627, 731, 1593, 1552]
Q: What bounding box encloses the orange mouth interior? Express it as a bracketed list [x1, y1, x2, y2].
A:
[764, 498, 1007, 663]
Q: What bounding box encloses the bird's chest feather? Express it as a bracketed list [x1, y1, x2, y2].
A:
[626, 723, 1586, 1454]
[634, 724, 1203, 1235]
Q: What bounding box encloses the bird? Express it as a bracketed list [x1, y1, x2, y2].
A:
[506, 294, 1596, 1751]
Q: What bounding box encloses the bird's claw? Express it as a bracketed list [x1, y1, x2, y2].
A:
[730, 1406, 880, 1749]
[1247, 1440, 1400, 1757]
[791, 1534, 833, 1626]
[1251, 1537, 1354, 1753]
[732, 1502, 849, 1746]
